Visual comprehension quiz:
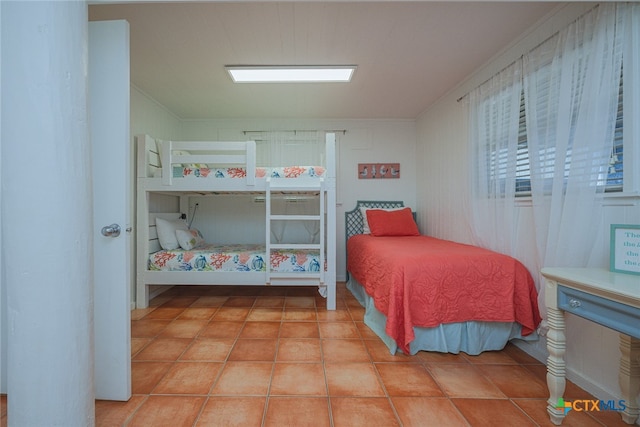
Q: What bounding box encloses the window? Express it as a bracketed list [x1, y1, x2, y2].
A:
[606, 70, 624, 190]
[509, 68, 624, 196]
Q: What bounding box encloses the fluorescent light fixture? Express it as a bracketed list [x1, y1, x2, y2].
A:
[226, 65, 356, 83]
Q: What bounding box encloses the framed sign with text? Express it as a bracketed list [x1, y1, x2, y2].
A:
[610, 224, 640, 275]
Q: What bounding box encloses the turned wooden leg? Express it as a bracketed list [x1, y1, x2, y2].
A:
[619, 334, 640, 424]
[547, 305, 567, 425]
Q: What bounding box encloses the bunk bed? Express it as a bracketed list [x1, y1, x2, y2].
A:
[345, 200, 541, 355]
[136, 133, 337, 310]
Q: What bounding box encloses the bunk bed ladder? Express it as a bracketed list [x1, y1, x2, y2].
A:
[265, 176, 325, 286]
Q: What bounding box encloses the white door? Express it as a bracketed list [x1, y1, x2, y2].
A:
[89, 20, 131, 401]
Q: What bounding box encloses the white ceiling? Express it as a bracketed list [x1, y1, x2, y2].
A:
[89, 1, 560, 120]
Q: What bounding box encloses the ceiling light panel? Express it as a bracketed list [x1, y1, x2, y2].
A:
[226, 66, 356, 83]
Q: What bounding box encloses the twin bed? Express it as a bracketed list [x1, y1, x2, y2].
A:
[345, 200, 541, 355]
[136, 133, 337, 310]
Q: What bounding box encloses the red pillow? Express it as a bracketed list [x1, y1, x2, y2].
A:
[366, 207, 420, 236]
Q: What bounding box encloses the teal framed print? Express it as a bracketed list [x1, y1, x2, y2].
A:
[610, 224, 640, 275]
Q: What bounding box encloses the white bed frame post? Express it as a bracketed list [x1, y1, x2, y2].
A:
[135, 134, 152, 308]
[325, 132, 337, 310]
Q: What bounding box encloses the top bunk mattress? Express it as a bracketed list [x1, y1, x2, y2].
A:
[157, 165, 326, 180]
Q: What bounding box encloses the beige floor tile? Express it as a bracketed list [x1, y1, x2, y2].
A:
[228, 338, 277, 362]
[210, 362, 273, 395]
[428, 364, 505, 398]
[318, 322, 360, 339]
[264, 397, 331, 427]
[475, 364, 548, 398]
[452, 398, 537, 427]
[127, 395, 205, 427]
[325, 363, 385, 397]
[391, 397, 469, 427]
[239, 321, 281, 339]
[280, 322, 319, 338]
[282, 308, 317, 321]
[94, 395, 146, 427]
[364, 339, 416, 363]
[133, 337, 192, 361]
[330, 397, 400, 427]
[222, 296, 257, 307]
[212, 307, 251, 321]
[177, 307, 217, 320]
[276, 339, 322, 362]
[198, 320, 244, 339]
[284, 296, 316, 308]
[376, 363, 444, 397]
[270, 363, 327, 396]
[179, 338, 234, 362]
[247, 307, 285, 321]
[130, 361, 172, 394]
[152, 361, 222, 395]
[321, 339, 371, 363]
[158, 319, 208, 339]
[130, 319, 172, 338]
[196, 396, 266, 427]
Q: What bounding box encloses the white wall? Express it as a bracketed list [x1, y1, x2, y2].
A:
[416, 2, 640, 408]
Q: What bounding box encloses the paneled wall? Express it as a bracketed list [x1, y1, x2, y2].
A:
[416, 3, 640, 405]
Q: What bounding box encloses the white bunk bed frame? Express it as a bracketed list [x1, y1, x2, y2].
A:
[136, 133, 337, 310]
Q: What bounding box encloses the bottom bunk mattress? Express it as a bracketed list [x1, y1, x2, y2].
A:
[149, 243, 322, 273]
[347, 234, 542, 355]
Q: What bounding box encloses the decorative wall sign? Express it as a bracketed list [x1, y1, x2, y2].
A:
[610, 224, 640, 275]
[358, 163, 400, 179]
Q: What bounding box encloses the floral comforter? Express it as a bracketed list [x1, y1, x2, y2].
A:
[174, 166, 326, 179]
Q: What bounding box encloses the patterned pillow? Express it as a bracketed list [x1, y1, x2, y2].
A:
[176, 228, 206, 250]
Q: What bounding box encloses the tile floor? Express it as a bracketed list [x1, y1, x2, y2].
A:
[0, 282, 631, 426]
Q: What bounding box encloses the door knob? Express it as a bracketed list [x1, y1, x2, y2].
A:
[101, 223, 121, 237]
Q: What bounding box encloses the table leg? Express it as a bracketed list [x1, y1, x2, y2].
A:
[547, 306, 567, 425]
[619, 334, 640, 424]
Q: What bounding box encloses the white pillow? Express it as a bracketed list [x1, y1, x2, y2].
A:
[155, 217, 188, 250]
[176, 228, 206, 250]
[360, 206, 406, 234]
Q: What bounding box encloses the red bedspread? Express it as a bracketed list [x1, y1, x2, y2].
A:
[347, 235, 541, 354]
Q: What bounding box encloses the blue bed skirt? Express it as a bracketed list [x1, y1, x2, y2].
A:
[347, 276, 538, 356]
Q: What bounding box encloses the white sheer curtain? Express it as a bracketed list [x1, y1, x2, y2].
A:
[255, 130, 324, 167]
[524, 3, 625, 271]
[468, 60, 523, 254]
[468, 3, 629, 320]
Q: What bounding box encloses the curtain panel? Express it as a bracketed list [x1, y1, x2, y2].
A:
[467, 3, 633, 318]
